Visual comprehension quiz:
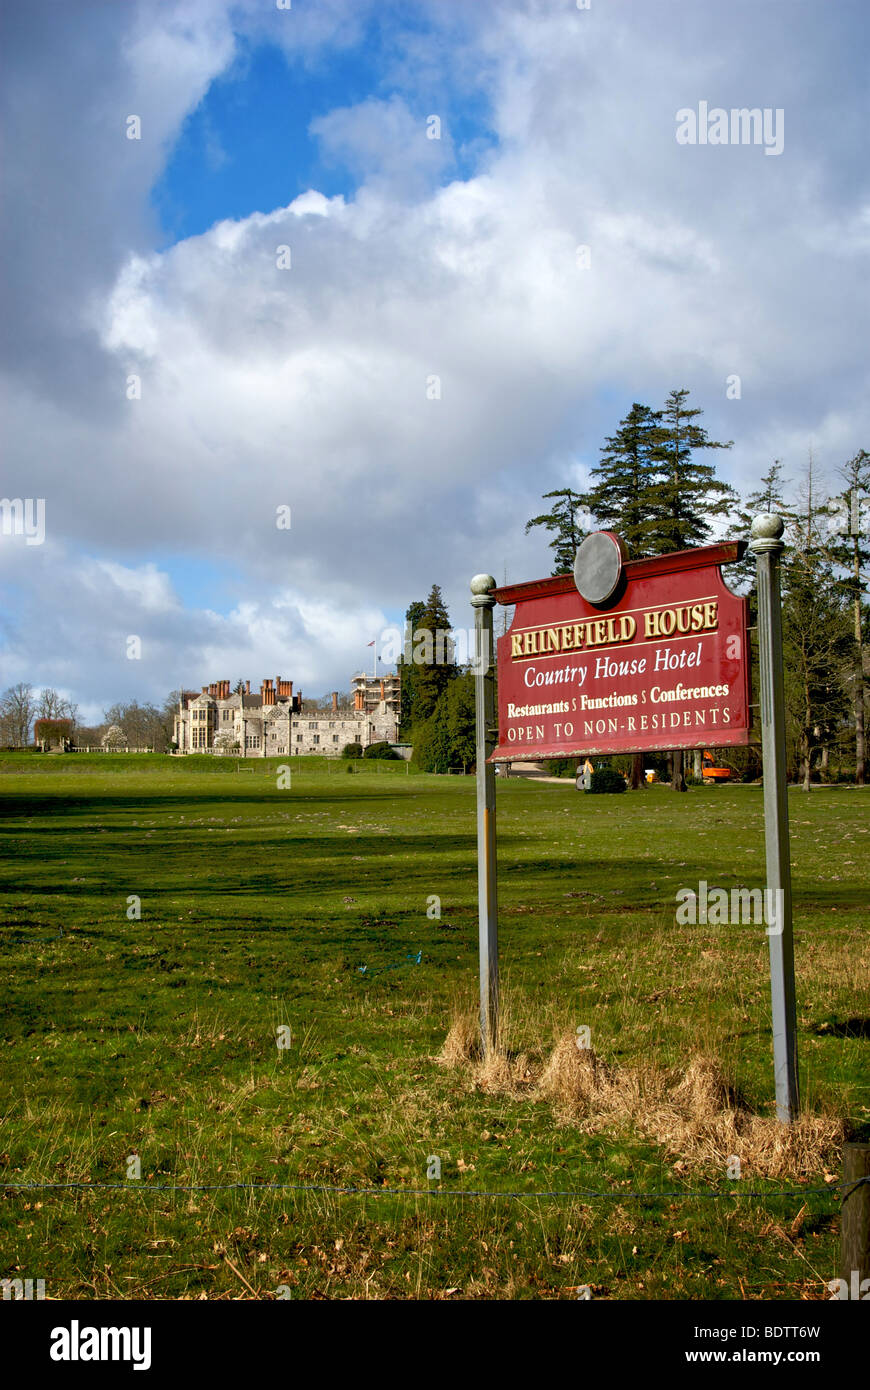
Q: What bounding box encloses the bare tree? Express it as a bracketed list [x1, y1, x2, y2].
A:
[103, 700, 169, 751]
[826, 450, 869, 784]
[35, 688, 77, 729]
[0, 683, 35, 746]
[783, 458, 854, 790]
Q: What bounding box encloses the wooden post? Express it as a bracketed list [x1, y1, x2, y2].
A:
[840, 1142, 870, 1291]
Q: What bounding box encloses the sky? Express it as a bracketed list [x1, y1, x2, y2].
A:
[1, 0, 868, 724]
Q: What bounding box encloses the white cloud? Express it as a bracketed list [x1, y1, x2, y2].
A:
[1, 0, 868, 711]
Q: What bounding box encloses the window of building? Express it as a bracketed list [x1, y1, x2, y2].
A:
[308, 722, 316, 729]
[313, 735, 320, 745]
[332, 735, 339, 743]
[296, 735, 303, 743]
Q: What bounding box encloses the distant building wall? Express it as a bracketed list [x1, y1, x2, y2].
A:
[174, 675, 399, 756]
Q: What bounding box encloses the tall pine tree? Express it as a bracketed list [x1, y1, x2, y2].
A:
[584, 403, 663, 556]
[729, 459, 794, 590]
[645, 388, 736, 555]
[399, 599, 426, 733]
[524, 488, 589, 576]
[412, 584, 458, 724]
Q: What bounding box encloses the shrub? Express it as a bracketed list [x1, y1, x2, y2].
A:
[587, 767, 627, 794]
[543, 757, 575, 777]
[363, 741, 399, 760]
[341, 743, 363, 759]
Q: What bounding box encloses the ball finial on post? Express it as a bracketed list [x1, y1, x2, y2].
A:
[749, 513, 785, 552]
[470, 574, 497, 607]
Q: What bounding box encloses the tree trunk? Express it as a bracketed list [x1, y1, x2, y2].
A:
[802, 681, 812, 791]
[693, 749, 703, 781]
[801, 734, 811, 792]
[671, 748, 687, 792]
[629, 752, 644, 789]
[820, 743, 829, 777]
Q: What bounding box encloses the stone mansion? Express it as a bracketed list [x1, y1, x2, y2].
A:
[173, 673, 400, 757]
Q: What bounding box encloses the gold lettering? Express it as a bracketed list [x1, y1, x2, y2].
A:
[644, 610, 659, 638]
[704, 602, 718, 630]
[511, 634, 523, 658]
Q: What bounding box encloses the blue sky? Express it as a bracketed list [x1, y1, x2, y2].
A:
[153, 25, 497, 248]
[1, 0, 868, 721]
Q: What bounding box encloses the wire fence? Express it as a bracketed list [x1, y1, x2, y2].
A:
[3, 1178, 856, 1201]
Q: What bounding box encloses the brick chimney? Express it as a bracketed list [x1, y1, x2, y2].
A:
[332, 691, 338, 713]
[380, 679, 385, 701]
[201, 685, 208, 695]
[261, 679, 275, 707]
[245, 680, 250, 695]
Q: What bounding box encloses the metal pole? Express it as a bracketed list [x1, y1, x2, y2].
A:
[471, 574, 499, 1057]
[750, 514, 799, 1122]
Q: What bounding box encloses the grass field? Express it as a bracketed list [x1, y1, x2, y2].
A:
[0, 753, 867, 1300]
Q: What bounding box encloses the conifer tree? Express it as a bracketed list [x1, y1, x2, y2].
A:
[524, 488, 589, 576]
[729, 460, 794, 590]
[399, 599, 425, 732]
[645, 388, 736, 555]
[584, 403, 663, 556]
[412, 584, 457, 723]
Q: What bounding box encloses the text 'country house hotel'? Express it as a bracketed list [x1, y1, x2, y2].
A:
[173, 673, 400, 757]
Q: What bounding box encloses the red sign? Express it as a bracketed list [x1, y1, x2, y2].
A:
[491, 540, 751, 761]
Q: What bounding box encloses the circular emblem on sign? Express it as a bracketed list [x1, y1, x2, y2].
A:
[573, 531, 626, 605]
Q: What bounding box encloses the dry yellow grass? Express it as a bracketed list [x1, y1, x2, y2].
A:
[441, 1010, 844, 1180]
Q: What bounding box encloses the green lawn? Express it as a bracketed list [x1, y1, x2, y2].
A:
[0, 754, 866, 1299]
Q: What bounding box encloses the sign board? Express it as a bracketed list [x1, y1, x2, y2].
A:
[491, 538, 750, 761]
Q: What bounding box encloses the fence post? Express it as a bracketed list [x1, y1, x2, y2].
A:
[840, 1142, 870, 1292]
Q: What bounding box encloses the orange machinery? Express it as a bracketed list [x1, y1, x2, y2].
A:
[701, 750, 732, 782]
